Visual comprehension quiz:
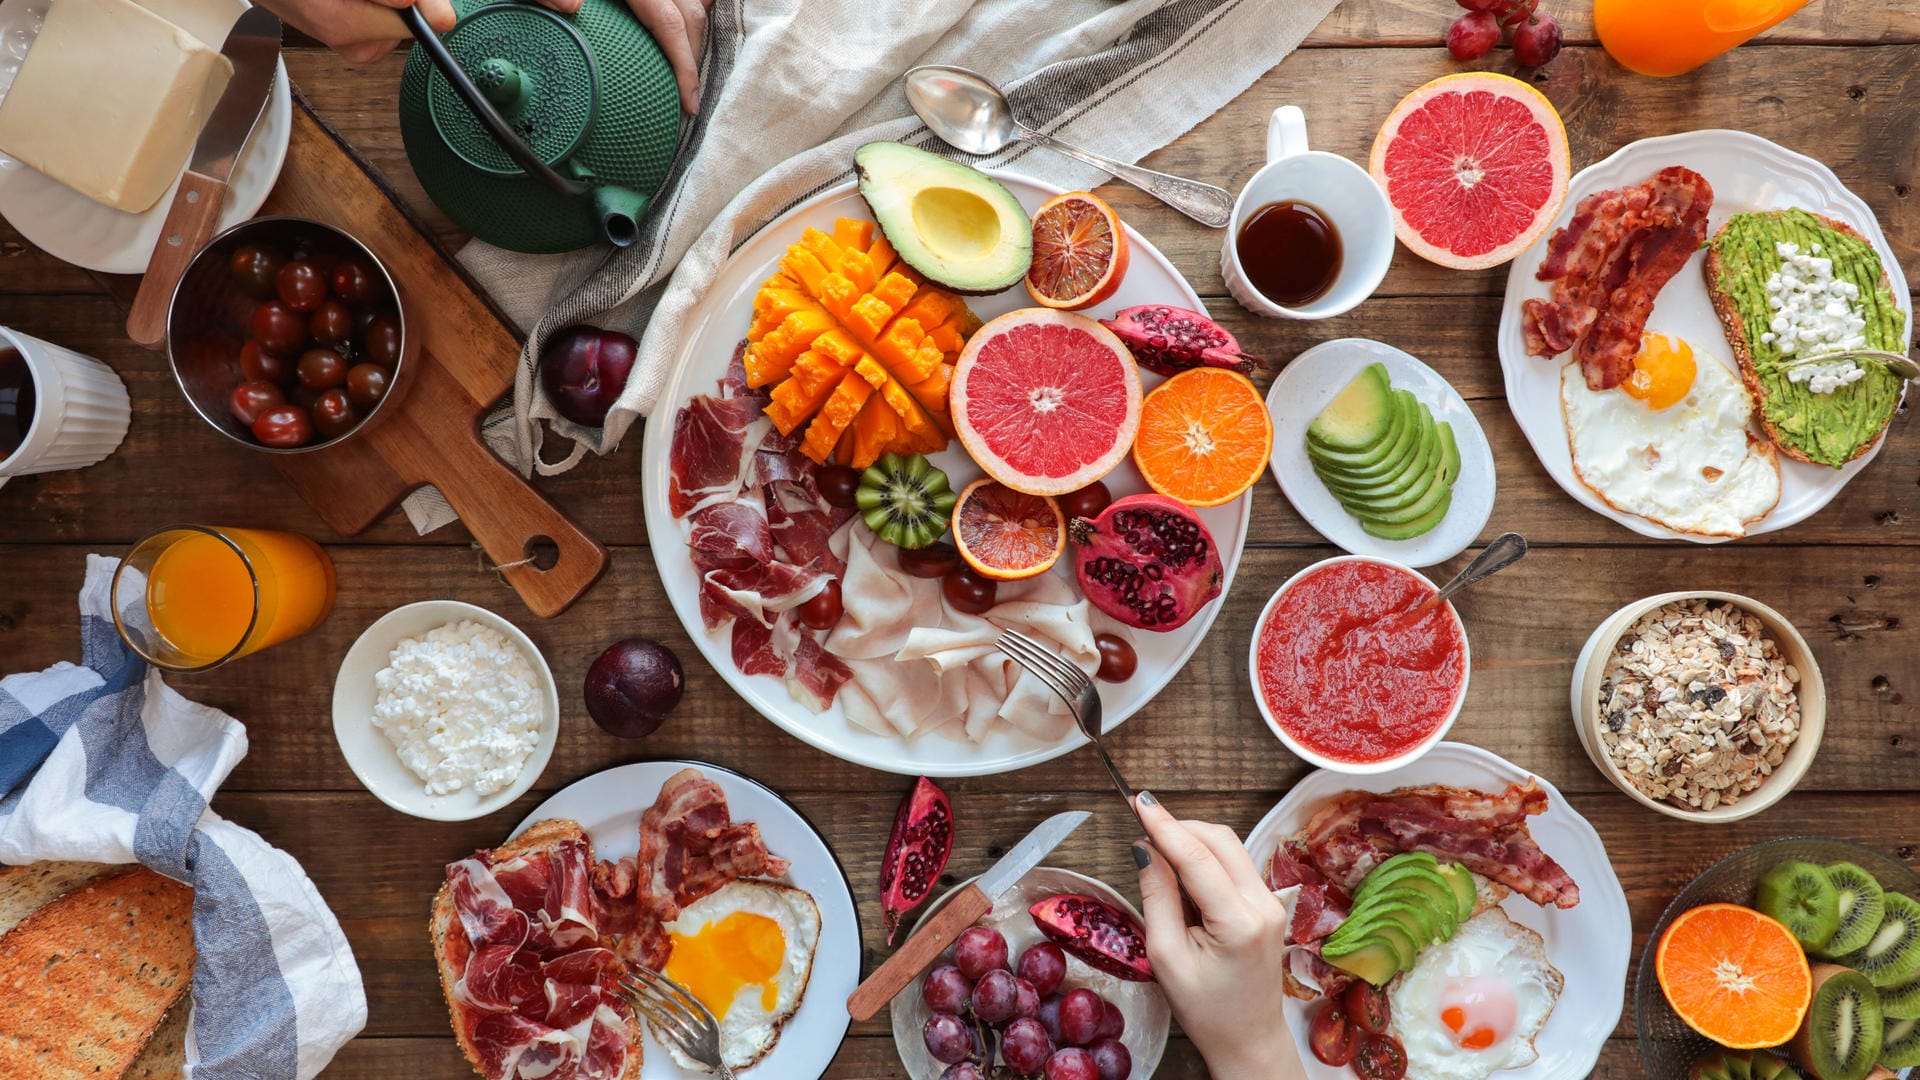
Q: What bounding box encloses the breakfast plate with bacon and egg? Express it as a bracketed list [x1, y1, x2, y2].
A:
[1495, 130, 1910, 543]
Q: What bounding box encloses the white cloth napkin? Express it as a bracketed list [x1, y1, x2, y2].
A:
[400, 0, 1340, 532]
[0, 556, 366, 1080]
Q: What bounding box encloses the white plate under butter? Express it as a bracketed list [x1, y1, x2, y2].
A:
[332, 600, 559, 822]
[0, 0, 291, 274]
[1264, 338, 1496, 567]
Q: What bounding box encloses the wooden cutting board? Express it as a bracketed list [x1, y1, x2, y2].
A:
[250, 102, 606, 617]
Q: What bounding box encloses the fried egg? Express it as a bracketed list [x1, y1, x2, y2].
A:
[1562, 335, 1780, 537]
[659, 880, 821, 1070]
[1387, 908, 1564, 1080]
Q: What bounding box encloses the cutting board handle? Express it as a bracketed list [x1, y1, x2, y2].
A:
[429, 421, 608, 618]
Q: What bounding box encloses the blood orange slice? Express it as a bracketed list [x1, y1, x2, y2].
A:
[1656, 903, 1811, 1050]
[952, 309, 1142, 497]
[1026, 191, 1130, 310]
[1369, 72, 1570, 271]
[953, 478, 1066, 580]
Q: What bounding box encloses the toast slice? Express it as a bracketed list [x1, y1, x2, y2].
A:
[1704, 210, 1904, 466]
[0, 866, 195, 1078]
[0, 860, 117, 933]
[431, 819, 641, 1080]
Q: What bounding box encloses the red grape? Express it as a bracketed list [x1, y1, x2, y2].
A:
[1094, 634, 1137, 683]
[922, 965, 973, 1015]
[942, 567, 998, 616]
[1088, 1037, 1132, 1080]
[1045, 1048, 1098, 1080]
[796, 580, 843, 630]
[1513, 12, 1563, 66]
[971, 968, 1021, 1024]
[954, 926, 1009, 980]
[923, 1013, 973, 1065]
[1095, 1000, 1125, 1041]
[940, 1066, 987, 1080]
[1017, 943, 1067, 997]
[1447, 10, 1501, 60]
[899, 542, 960, 579]
[1058, 481, 1111, 522]
[818, 466, 860, 510]
[1036, 994, 1064, 1043]
[1058, 988, 1104, 1047]
[1003, 1016, 1055, 1075]
[1456, 0, 1500, 8]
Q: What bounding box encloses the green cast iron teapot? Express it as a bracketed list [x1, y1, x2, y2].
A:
[398, 0, 682, 254]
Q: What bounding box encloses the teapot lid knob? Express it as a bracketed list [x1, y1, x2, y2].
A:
[423, 5, 597, 178]
[476, 59, 524, 109]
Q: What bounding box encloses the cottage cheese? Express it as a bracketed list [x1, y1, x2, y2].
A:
[371, 619, 543, 796]
[1760, 240, 1869, 394]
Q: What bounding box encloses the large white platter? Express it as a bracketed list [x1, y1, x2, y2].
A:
[1496, 130, 1911, 543]
[513, 761, 861, 1080]
[1244, 742, 1631, 1080]
[639, 172, 1250, 777]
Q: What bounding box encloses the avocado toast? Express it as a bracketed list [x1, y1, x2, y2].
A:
[1704, 208, 1907, 468]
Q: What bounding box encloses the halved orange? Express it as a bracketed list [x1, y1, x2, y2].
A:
[1655, 903, 1811, 1050]
[952, 478, 1066, 580]
[1025, 191, 1130, 310]
[1131, 368, 1273, 508]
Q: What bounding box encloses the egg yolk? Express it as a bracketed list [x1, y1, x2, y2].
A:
[663, 912, 786, 1020]
[1622, 333, 1697, 410]
[1438, 976, 1517, 1052]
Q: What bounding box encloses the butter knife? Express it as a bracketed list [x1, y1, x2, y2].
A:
[127, 7, 282, 349]
[846, 809, 1090, 1022]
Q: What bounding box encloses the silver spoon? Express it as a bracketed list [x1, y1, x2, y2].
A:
[904, 65, 1235, 228]
[1775, 348, 1920, 381]
[1425, 532, 1529, 611]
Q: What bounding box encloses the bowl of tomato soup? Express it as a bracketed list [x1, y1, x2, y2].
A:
[1249, 555, 1469, 772]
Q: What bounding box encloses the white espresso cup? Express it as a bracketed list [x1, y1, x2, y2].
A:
[0, 326, 131, 489]
[1222, 106, 1395, 320]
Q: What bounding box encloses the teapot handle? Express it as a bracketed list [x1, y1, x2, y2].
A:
[400, 5, 593, 203]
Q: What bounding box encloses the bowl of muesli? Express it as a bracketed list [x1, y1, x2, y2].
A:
[1571, 592, 1825, 823]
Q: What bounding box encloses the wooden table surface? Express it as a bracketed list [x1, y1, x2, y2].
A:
[3, 2, 1918, 1077]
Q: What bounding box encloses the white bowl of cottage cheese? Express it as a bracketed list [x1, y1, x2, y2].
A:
[333, 600, 560, 821]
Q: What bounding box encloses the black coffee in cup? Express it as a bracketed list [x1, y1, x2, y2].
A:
[0, 348, 33, 460]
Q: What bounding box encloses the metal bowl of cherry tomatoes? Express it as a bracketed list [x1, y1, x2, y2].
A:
[165, 216, 416, 453]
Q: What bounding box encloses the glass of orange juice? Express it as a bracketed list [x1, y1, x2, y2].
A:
[1595, 0, 1811, 77]
[111, 526, 337, 671]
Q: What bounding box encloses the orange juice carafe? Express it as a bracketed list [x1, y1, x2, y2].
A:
[1595, 0, 1811, 77]
[115, 526, 336, 671]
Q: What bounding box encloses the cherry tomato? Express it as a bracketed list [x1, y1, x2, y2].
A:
[296, 348, 348, 391]
[275, 260, 327, 312]
[817, 466, 860, 510]
[309, 300, 354, 347]
[329, 258, 379, 304]
[1354, 1034, 1407, 1080]
[228, 244, 286, 300]
[252, 404, 314, 448]
[796, 579, 844, 630]
[310, 389, 357, 440]
[1307, 1002, 1361, 1068]
[238, 339, 287, 384]
[1343, 982, 1392, 1036]
[345, 363, 391, 410]
[942, 566, 998, 615]
[1059, 480, 1113, 522]
[361, 314, 402, 367]
[252, 301, 307, 357]
[1094, 633, 1137, 683]
[897, 542, 959, 579]
[227, 379, 285, 426]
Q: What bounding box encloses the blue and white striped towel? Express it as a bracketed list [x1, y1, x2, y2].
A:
[0, 555, 365, 1080]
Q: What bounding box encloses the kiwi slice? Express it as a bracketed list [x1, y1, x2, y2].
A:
[1793, 965, 1885, 1080]
[1882, 1015, 1920, 1068]
[1759, 861, 1843, 951]
[1837, 893, 1920, 989]
[855, 452, 956, 550]
[1823, 863, 1889, 959]
[1879, 977, 1920, 1021]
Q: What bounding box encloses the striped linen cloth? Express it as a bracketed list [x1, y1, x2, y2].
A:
[0, 556, 365, 1080]
[402, 0, 1339, 531]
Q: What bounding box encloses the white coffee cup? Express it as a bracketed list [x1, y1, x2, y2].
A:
[1221, 106, 1395, 320]
[0, 326, 131, 489]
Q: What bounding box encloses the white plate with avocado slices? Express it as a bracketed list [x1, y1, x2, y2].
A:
[1496, 129, 1911, 543]
[1245, 742, 1632, 1080]
[1264, 338, 1496, 567]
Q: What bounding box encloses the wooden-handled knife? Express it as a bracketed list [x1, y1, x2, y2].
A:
[127, 7, 282, 349]
[847, 809, 1090, 1022]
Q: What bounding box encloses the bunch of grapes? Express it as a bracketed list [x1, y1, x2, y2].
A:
[921, 927, 1134, 1080]
[1447, 0, 1563, 67]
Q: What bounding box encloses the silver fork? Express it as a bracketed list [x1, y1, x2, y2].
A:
[996, 629, 1144, 831]
[618, 966, 737, 1079]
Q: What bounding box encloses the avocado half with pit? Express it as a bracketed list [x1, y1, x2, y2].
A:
[854, 142, 1032, 294]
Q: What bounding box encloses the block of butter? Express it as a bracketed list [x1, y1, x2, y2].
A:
[0, 0, 234, 214]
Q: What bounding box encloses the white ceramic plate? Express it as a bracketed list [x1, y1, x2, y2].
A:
[1496, 130, 1911, 543]
[889, 866, 1170, 1079]
[513, 761, 862, 1080]
[1264, 338, 1496, 567]
[638, 173, 1251, 777]
[331, 600, 559, 821]
[1244, 741, 1631, 1080]
[0, 0, 292, 274]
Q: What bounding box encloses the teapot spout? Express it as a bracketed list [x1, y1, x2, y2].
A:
[591, 186, 647, 248]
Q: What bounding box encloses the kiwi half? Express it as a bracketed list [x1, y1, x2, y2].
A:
[1880, 977, 1920, 1021]
[1822, 863, 1889, 959]
[1759, 861, 1843, 952]
[1837, 893, 1920, 989]
[1883, 1015, 1920, 1069]
[855, 452, 956, 550]
[1792, 964, 1885, 1080]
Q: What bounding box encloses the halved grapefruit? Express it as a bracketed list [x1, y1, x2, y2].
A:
[951, 309, 1142, 497]
[1369, 72, 1570, 271]
[1026, 191, 1130, 310]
